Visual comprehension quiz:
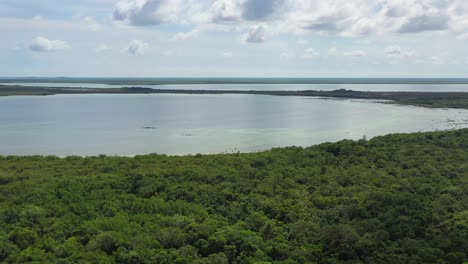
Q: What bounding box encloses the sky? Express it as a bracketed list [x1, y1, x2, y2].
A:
[1, 0, 468, 78]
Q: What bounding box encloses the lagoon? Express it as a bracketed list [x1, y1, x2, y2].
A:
[1, 94, 467, 156]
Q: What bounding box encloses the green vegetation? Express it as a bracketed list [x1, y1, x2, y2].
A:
[0, 86, 155, 97]
[2, 85, 468, 109]
[1, 129, 467, 263]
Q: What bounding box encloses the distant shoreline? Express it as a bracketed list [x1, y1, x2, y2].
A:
[2, 77, 468, 85]
[2, 84, 468, 110]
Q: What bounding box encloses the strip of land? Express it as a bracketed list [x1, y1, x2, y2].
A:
[2, 77, 468, 84]
[2, 84, 468, 109]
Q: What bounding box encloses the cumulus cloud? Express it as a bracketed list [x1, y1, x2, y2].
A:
[280, 51, 295, 60]
[113, 0, 193, 25]
[328, 47, 339, 56]
[172, 29, 199, 41]
[123, 40, 148, 55]
[242, 0, 283, 21]
[385, 45, 415, 58]
[112, 0, 468, 41]
[29, 37, 70, 52]
[113, 0, 284, 26]
[84, 16, 103, 32]
[344, 50, 366, 57]
[283, 0, 380, 36]
[448, 0, 468, 34]
[210, 0, 282, 22]
[73, 14, 103, 32]
[244, 24, 268, 43]
[301, 48, 319, 59]
[384, 0, 449, 33]
[210, 0, 243, 22]
[285, 0, 457, 36]
[429, 55, 445, 64]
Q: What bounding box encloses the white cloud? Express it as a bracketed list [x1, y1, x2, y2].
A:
[210, 0, 283, 22]
[385, 45, 415, 58]
[111, 0, 468, 40]
[328, 47, 339, 56]
[283, 0, 381, 37]
[301, 48, 319, 59]
[95, 44, 112, 52]
[244, 24, 268, 43]
[448, 0, 468, 34]
[29, 36, 70, 52]
[210, 0, 243, 22]
[73, 14, 103, 32]
[384, 0, 449, 33]
[429, 55, 445, 65]
[385, 45, 403, 57]
[344, 50, 366, 57]
[123, 40, 148, 55]
[284, 0, 452, 36]
[113, 0, 193, 26]
[84, 16, 102, 32]
[222, 51, 233, 58]
[172, 29, 199, 41]
[280, 51, 295, 60]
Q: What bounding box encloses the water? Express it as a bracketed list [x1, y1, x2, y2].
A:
[0, 94, 467, 156]
[1, 82, 119, 89]
[3, 82, 468, 92]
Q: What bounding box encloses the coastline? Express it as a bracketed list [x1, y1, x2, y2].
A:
[1, 128, 466, 158]
[2, 84, 468, 109]
[2, 77, 468, 85]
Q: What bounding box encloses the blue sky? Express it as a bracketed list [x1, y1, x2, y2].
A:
[1, 0, 468, 77]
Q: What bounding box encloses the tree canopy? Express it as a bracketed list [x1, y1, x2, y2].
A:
[0, 129, 467, 263]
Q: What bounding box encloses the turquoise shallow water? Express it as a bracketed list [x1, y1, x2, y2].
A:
[0, 94, 467, 156]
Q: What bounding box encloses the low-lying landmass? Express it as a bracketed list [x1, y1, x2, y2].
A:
[0, 129, 467, 263]
[2, 77, 468, 85]
[2, 84, 468, 109]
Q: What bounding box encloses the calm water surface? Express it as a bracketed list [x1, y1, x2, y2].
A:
[0, 94, 467, 156]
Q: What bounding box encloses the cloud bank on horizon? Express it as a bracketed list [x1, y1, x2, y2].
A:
[1, 0, 468, 77]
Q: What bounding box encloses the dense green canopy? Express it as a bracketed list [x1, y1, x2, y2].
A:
[1, 129, 467, 263]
